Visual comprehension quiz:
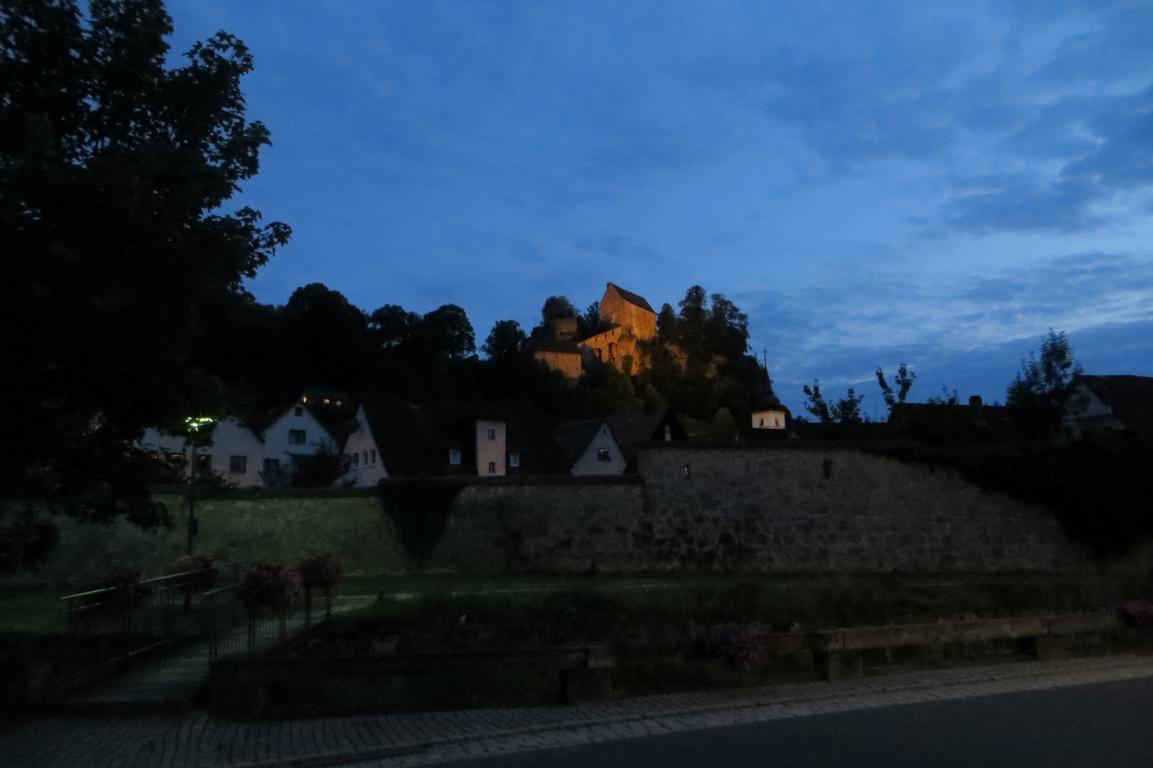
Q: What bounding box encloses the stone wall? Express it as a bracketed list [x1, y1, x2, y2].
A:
[13, 446, 1123, 583]
[636, 447, 1091, 573]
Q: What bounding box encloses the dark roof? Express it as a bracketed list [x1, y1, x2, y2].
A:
[604, 408, 687, 467]
[552, 419, 615, 468]
[887, 400, 1012, 444]
[607, 283, 655, 314]
[1077, 375, 1153, 432]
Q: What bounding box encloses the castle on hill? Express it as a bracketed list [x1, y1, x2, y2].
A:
[531, 282, 657, 378]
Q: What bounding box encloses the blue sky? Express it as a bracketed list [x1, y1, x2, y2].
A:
[167, 0, 1153, 418]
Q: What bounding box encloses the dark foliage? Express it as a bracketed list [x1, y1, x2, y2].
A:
[378, 481, 464, 567]
[297, 552, 343, 594]
[238, 562, 301, 610]
[872, 433, 1153, 557]
[0, 0, 288, 565]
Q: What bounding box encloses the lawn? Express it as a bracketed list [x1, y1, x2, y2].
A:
[0, 586, 67, 632]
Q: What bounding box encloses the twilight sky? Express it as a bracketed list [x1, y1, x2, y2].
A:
[167, 0, 1153, 419]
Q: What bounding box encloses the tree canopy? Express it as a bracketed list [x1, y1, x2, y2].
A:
[1006, 329, 1082, 437]
[0, 0, 288, 570]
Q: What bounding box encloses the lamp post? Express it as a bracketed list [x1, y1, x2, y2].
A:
[184, 416, 215, 555]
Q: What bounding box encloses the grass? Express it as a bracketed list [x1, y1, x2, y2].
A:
[298, 570, 1153, 659]
[0, 586, 67, 632]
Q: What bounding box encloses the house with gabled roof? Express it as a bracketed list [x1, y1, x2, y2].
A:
[1063, 374, 1153, 439]
[552, 418, 627, 475]
[140, 416, 266, 487]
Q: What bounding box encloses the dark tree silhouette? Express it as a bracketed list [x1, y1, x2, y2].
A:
[0, 0, 288, 570]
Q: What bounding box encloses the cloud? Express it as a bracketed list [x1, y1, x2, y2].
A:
[747, 249, 1153, 414]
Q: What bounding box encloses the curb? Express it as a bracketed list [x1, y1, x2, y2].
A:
[225, 655, 1153, 768]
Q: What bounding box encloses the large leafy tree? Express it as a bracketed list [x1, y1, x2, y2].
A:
[1006, 329, 1082, 436]
[0, 0, 289, 570]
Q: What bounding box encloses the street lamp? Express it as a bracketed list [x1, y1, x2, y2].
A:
[184, 416, 215, 555]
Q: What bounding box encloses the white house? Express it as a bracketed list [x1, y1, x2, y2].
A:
[260, 401, 342, 484]
[553, 419, 627, 476]
[750, 408, 788, 430]
[342, 403, 387, 486]
[475, 419, 507, 476]
[139, 417, 265, 487]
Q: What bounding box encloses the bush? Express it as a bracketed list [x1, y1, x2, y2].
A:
[1118, 600, 1153, 628]
[238, 562, 302, 610]
[691, 624, 764, 670]
[297, 553, 342, 594]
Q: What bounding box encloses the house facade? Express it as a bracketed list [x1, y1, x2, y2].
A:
[553, 419, 627, 475]
[139, 417, 266, 487]
[1063, 375, 1153, 439]
[342, 404, 387, 487]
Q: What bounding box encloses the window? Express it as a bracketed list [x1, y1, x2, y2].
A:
[509, 452, 521, 468]
[370, 448, 377, 464]
[351, 452, 359, 467]
[294, 406, 304, 417]
[195, 454, 212, 475]
[487, 427, 496, 440]
[596, 448, 611, 461]
[288, 429, 306, 445]
[487, 460, 496, 474]
[362, 450, 368, 465]
[449, 449, 461, 466]
[229, 455, 247, 474]
[664, 424, 672, 442]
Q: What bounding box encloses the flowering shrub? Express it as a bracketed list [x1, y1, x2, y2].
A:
[1118, 600, 1153, 628]
[297, 553, 343, 594]
[691, 624, 764, 670]
[166, 553, 216, 574]
[238, 562, 302, 610]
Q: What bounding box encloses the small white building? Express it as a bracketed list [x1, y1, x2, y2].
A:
[139, 417, 265, 487]
[553, 419, 627, 476]
[475, 419, 507, 477]
[260, 401, 343, 484]
[342, 403, 388, 486]
[750, 408, 788, 430]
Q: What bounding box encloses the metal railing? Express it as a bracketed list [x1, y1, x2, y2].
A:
[59, 564, 241, 636]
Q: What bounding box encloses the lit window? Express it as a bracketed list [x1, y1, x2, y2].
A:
[323, 398, 331, 405]
[289, 429, 306, 445]
[487, 461, 496, 474]
[449, 449, 461, 466]
[509, 452, 521, 468]
[229, 455, 247, 474]
[597, 448, 611, 461]
[334, 399, 343, 406]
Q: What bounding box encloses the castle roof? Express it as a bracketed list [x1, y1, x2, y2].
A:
[606, 283, 655, 314]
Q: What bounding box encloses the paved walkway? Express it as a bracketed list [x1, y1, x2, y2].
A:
[4, 654, 1153, 768]
[61, 614, 312, 713]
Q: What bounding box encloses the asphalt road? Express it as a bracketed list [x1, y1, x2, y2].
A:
[437, 676, 1153, 768]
